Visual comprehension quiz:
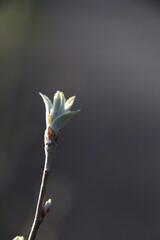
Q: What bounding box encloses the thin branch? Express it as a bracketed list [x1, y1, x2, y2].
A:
[28, 127, 57, 240]
[26, 90, 79, 240]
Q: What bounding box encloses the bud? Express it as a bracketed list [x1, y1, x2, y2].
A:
[39, 91, 80, 138]
[43, 198, 52, 215]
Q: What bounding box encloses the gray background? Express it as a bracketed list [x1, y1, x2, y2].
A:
[1, 0, 160, 239]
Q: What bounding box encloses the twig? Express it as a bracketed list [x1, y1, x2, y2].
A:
[25, 90, 79, 240]
[28, 127, 57, 240]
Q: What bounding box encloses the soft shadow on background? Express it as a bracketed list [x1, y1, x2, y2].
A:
[1, 0, 160, 239]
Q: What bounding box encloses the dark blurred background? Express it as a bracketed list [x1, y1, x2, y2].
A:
[1, 0, 160, 239]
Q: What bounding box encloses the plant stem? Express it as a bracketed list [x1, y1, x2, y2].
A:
[28, 127, 57, 240]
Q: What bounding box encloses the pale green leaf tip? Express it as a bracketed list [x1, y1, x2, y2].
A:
[39, 92, 45, 98]
[13, 236, 24, 240]
[39, 92, 46, 101]
[66, 96, 76, 102]
[54, 90, 61, 99]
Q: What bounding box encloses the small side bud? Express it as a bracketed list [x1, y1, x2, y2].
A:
[13, 236, 24, 240]
[43, 198, 52, 215]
